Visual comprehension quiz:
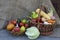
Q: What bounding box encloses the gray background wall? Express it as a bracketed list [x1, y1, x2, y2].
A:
[0, 0, 60, 29]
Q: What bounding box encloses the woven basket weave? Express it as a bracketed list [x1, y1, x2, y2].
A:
[30, 21, 56, 35]
[39, 23, 55, 35]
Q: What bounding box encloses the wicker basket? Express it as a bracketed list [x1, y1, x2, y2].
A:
[39, 23, 55, 35]
[10, 31, 25, 36]
[30, 21, 56, 35]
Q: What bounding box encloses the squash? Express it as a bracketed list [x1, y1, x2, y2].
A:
[7, 23, 15, 31]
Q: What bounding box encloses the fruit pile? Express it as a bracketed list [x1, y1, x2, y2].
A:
[6, 19, 29, 36]
[6, 6, 56, 39]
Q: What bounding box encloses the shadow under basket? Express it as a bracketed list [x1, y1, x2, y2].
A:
[30, 21, 56, 35]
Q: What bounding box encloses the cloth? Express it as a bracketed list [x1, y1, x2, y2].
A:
[0, 0, 60, 38]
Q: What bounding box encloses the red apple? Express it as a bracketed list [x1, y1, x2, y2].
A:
[31, 19, 37, 22]
[11, 20, 17, 24]
[20, 22, 24, 26]
[25, 24, 29, 28]
[14, 27, 20, 32]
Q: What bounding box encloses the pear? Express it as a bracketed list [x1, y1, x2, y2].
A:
[20, 26, 26, 33]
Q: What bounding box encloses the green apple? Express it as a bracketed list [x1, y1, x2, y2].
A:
[21, 19, 27, 23]
[20, 26, 26, 32]
[31, 11, 38, 19]
[33, 14, 38, 18]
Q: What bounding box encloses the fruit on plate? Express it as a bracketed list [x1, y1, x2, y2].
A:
[31, 19, 37, 22]
[25, 26, 40, 39]
[20, 26, 26, 33]
[14, 24, 20, 32]
[7, 23, 15, 31]
[21, 19, 27, 23]
[31, 11, 38, 19]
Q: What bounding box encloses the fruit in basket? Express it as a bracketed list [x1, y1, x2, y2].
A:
[11, 29, 15, 33]
[42, 17, 46, 22]
[20, 22, 24, 26]
[37, 9, 51, 20]
[21, 19, 27, 23]
[47, 20, 55, 24]
[51, 16, 56, 20]
[20, 26, 26, 32]
[36, 8, 40, 14]
[11, 20, 17, 25]
[14, 24, 20, 32]
[25, 26, 40, 39]
[25, 23, 29, 28]
[14, 27, 20, 32]
[7, 23, 15, 31]
[31, 11, 38, 19]
[31, 19, 37, 25]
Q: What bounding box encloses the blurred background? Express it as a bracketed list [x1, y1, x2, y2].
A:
[51, 0, 60, 17]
